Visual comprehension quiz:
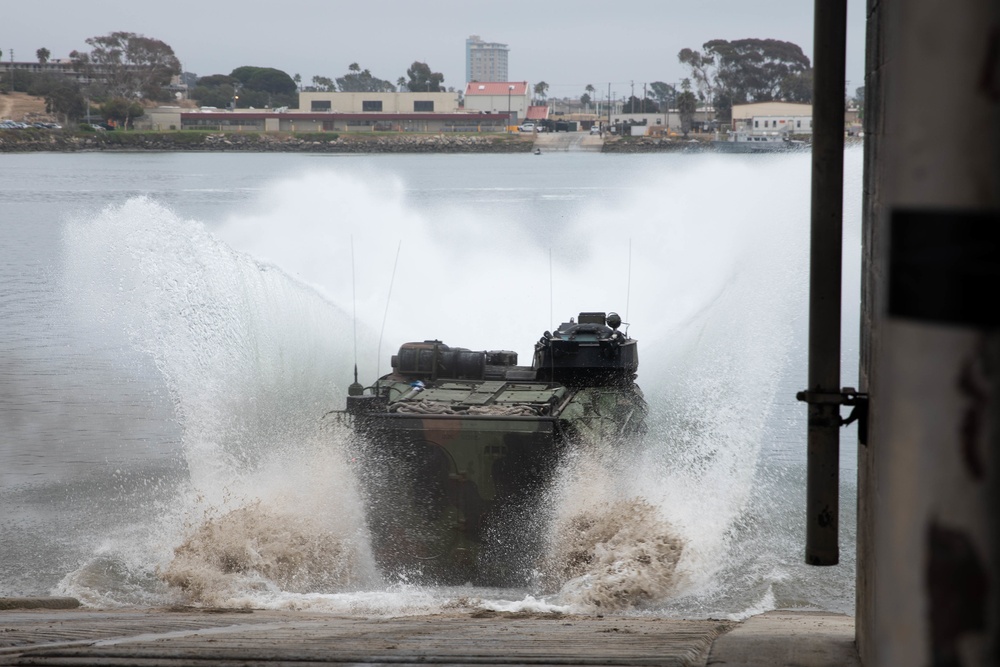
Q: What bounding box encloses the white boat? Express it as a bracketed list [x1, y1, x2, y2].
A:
[713, 130, 808, 153]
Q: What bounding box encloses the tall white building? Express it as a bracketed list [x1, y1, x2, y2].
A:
[465, 35, 509, 84]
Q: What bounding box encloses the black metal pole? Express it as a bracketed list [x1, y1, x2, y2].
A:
[805, 0, 848, 566]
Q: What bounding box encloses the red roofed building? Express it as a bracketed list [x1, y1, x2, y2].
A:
[464, 82, 530, 123]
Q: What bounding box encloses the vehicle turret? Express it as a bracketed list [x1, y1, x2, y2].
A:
[338, 310, 645, 585]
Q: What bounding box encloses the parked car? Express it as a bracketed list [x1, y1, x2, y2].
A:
[518, 122, 536, 132]
[590, 125, 602, 135]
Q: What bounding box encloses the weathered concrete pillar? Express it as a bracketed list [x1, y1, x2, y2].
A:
[858, 0, 1000, 665]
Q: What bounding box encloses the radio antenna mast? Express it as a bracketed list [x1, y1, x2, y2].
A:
[549, 248, 554, 330]
[376, 241, 402, 381]
[626, 238, 632, 327]
[350, 236, 360, 392]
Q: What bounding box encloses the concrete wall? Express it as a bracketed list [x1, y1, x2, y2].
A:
[858, 1, 1000, 665]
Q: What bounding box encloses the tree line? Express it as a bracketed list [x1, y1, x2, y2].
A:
[570, 38, 860, 129]
[1, 32, 181, 127]
[1, 31, 448, 127]
[4, 32, 853, 130]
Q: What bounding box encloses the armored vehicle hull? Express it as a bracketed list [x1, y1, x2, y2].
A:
[344, 312, 646, 585]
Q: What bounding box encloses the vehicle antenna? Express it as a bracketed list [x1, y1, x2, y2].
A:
[349, 235, 362, 395]
[625, 238, 632, 329]
[549, 248, 554, 330]
[376, 241, 402, 381]
[549, 248, 556, 380]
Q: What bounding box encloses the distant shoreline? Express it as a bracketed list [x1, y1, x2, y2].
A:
[0, 131, 536, 154]
[0, 130, 854, 154]
[0, 130, 711, 154]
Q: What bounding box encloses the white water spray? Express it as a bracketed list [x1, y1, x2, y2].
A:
[53, 151, 857, 616]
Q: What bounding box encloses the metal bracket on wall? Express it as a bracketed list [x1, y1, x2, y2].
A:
[796, 387, 869, 446]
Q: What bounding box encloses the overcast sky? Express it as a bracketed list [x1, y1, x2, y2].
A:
[4, 0, 867, 99]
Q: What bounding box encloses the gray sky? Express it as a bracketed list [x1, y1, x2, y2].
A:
[4, 0, 868, 99]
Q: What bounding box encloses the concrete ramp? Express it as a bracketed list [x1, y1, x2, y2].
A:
[0, 607, 858, 666]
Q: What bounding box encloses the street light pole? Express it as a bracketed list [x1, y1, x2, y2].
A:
[508, 85, 514, 132]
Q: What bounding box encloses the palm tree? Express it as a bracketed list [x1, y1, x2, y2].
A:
[585, 83, 596, 112]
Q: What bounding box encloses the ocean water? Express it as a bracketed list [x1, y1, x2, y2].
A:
[0, 148, 862, 618]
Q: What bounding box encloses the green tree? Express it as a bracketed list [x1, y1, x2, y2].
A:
[198, 74, 236, 87]
[230, 66, 296, 96]
[714, 39, 809, 102]
[405, 62, 444, 92]
[533, 81, 549, 105]
[70, 32, 181, 102]
[28, 74, 85, 122]
[190, 74, 238, 108]
[100, 97, 145, 128]
[781, 69, 814, 103]
[649, 81, 677, 110]
[190, 84, 235, 108]
[580, 92, 591, 109]
[228, 66, 297, 107]
[5, 69, 35, 93]
[622, 95, 657, 113]
[677, 79, 698, 135]
[679, 38, 810, 120]
[852, 84, 865, 113]
[335, 63, 396, 92]
[677, 49, 715, 104]
[310, 75, 336, 92]
[36, 47, 50, 64]
[293, 73, 301, 90]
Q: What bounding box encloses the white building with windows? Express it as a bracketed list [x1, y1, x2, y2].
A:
[731, 102, 813, 134]
[465, 36, 509, 84]
[298, 91, 459, 114]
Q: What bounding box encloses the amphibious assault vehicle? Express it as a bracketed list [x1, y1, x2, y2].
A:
[343, 311, 646, 585]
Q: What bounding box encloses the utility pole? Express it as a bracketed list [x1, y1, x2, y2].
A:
[8, 49, 13, 94]
[607, 82, 611, 129]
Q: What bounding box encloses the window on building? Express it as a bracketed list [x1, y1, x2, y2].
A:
[797, 120, 801, 128]
[311, 100, 332, 111]
[362, 100, 383, 112]
[413, 100, 434, 112]
[755, 120, 759, 128]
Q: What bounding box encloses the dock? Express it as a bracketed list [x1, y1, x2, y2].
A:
[0, 602, 858, 666]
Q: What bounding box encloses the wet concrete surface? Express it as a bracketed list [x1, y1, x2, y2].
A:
[0, 604, 857, 666]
